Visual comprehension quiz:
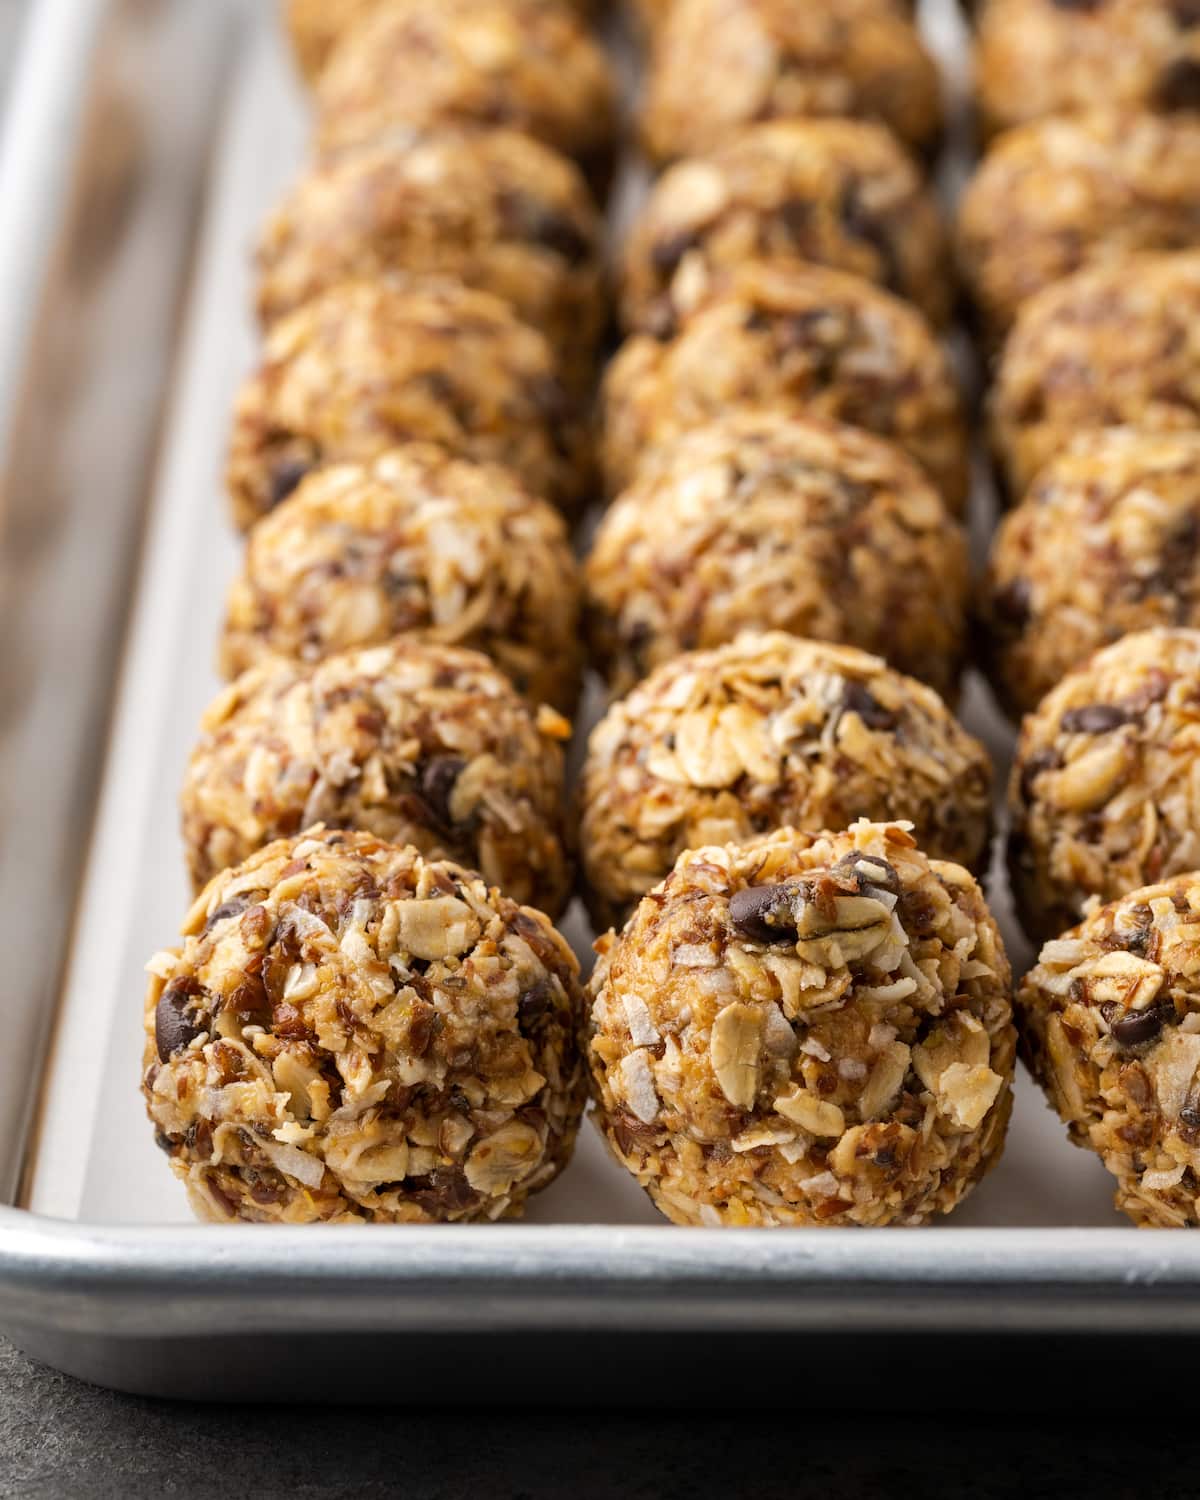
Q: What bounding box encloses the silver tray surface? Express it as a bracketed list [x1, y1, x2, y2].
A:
[2, 0, 1200, 1404]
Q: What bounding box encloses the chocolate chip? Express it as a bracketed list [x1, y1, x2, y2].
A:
[268, 456, 311, 510]
[841, 680, 898, 732]
[1111, 1003, 1172, 1049]
[992, 577, 1032, 633]
[1019, 746, 1062, 803]
[1049, 0, 1102, 8]
[518, 977, 554, 1027]
[1173, 0, 1200, 28]
[729, 883, 800, 943]
[418, 756, 465, 830]
[204, 897, 249, 933]
[406, 1167, 478, 1214]
[155, 979, 206, 1063]
[651, 227, 701, 276]
[1060, 704, 1130, 735]
[833, 850, 902, 897]
[839, 185, 901, 291]
[499, 192, 592, 265]
[1158, 56, 1200, 109]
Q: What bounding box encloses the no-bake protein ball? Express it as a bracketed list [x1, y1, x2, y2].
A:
[981, 429, 1200, 719]
[255, 130, 606, 395]
[226, 278, 589, 532]
[975, 0, 1200, 139]
[958, 111, 1200, 342]
[990, 251, 1200, 501]
[640, 0, 942, 165]
[143, 828, 586, 1224]
[587, 821, 1016, 1227]
[621, 120, 951, 337]
[586, 412, 970, 700]
[1008, 629, 1200, 947]
[313, 0, 617, 185]
[602, 262, 969, 509]
[1020, 876, 1200, 1228]
[181, 640, 573, 916]
[285, 0, 595, 85]
[580, 633, 993, 932]
[220, 446, 584, 715]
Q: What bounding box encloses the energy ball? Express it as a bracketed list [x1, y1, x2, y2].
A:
[620, 120, 951, 338]
[285, 0, 595, 85]
[580, 632, 993, 932]
[640, 0, 942, 165]
[981, 429, 1200, 719]
[181, 640, 573, 916]
[586, 411, 970, 700]
[226, 277, 589, 532]
[220, 446, 584, 715]
[255, 130, 606, 397]
[1008, 628, 1200, 947]
[586, 821, 1016, 1227]
[958, 111, 1200, 343]
[990, 251, 1200, 501]
[1018, 876, 1200, 1227]
[602, 262, 969, 509]
[143, 828, 586, 1224]
[975, 0, 1200, 139]
[314, 0, 617, 187]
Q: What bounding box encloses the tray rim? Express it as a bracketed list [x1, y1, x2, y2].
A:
[4, 0, 1200, 1374]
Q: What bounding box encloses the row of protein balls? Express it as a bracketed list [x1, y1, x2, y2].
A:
[146, 0, 1018, 1234]
[146, 0, 619, 1226]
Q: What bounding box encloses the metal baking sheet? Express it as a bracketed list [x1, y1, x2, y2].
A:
[3, 0, 1200, 1404]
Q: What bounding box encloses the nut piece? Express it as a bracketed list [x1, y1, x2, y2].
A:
[1018, 873, 1200, 1227]
[580, 633, 992, 930]
[603, 261, 968, 509]
[226, 277, 590, 531]
[255, 130, 605, 397]
[313, 0, 616, 185]
[587, 820, 1016, 1227]
[640, 0, 942, 164]
[182, 640, 573, 916]
[1008, 628, 1200, 945]
[957, 111, 1200, 342]
[220, 445, 583, 715]
[974, 0, 1200, 139]
[587, 412, 969, 700]
[622, 119, 951, 336]
[142, 828, 586, 1223]
[990, 251, 1200, 501]
[981, 430, 1200, 717]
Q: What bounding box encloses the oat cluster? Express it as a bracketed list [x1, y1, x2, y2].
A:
[256, 129, 605, 395]
[621, 119, 951, 337]
[982, 430, 1200, 718]
[1019, 875, 1200, 1227]
[602, 261, 968, 508]
[226, 277, 590, 532]
[182, 640, 574, 916]
[580, 633, 992, 932]
[586, 411, 969, 700]
[974, 0, 1200, 139]
[587, 822, 1016, 1227]
[220, 445, 584, 714]
[1009, 629, 1200, 946]
[144, 829, 586, 1224]
[640, 0, 942, 164]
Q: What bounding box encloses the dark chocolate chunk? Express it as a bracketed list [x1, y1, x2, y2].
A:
[499, 192, 592, 266]
[1158, 56, 1200, 110]
[1060, 704, 1130, 735]
[729, 883, 800, 943]
[841, 679, 899, 732]
[155, 978, 206, 1063]
[418, 755, 466, 830]
[268, 456, 312, 510]
[204, 897, 249, 933]
[1111, 1002, 1171, 1049]
[992, 576, 1032, 633]
[833, 849, 902, 897]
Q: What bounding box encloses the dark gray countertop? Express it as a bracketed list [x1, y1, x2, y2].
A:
[5, 1331, 1200, 1500]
